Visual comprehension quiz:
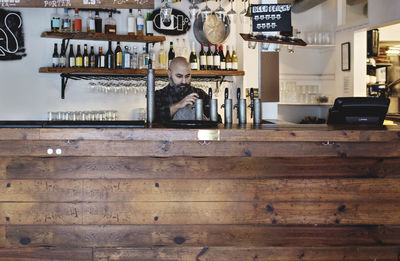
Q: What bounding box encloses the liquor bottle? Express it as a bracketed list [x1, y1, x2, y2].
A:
[231, 47, 238, 71]
[51, 9, 60, 32]
[59, 40, 66, 68]
[122, 46, 131, 69]
[106, 41, 114, 69]
[83, 44, 89, 68]
[225, 45, 232, 71]
[89, 46, 96, 68]
[75, 44, 83, 68]
[206, 43, 213, 70]
[73, 9, 82, 32]
[189, 42, 198, 70]
[158, 41, 167, 70]
[52, 43, 59, 67]
[131, 46, 138, 69]
[94, 11, 102, 33]
[213, 44, 220, 70]
[146, 12, 153, 36]
[136, 9, 145, 36]
[168, 41, 175, 67]
[86, 11, 95, 33]
[199, 43, 206, 70]
[115, 41, 123, 69]
[61, 9, 71, 32]
[98, 46, 105, 68]
[105, 12, 117, 34]
[140, 45, 149, 69]
[68, 44, 75, 68]
[218, 45, 225, 70]
[127, 9, 136, 35]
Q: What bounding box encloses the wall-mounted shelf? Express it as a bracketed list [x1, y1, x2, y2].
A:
[41, 32, 166, 43]
[367, 62, 392, 69]
[279, 103, 333, 106]
[240, 33, 307, 46]
[39, 67, 245, 99]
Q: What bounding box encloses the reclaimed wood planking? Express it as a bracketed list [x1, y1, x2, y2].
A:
[1, 179, 400, 202]
[92, 246, 400, 261]
[0, 248, 92, 261]
[1, 202, 400, 225]
[3, 225, 400, 248]
[0, 140, 399, 157]
[2, 156, 400, 180]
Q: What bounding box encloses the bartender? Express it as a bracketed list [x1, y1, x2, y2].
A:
[155, 57, 212, 122]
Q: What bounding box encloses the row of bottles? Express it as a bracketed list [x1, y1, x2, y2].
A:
[190, 43, 238, 71]
[52, 40, 155, 69]
[50, 9, 153, 35]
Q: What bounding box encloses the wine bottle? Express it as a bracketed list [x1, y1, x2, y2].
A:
[86, 11, 95, 33]
[106, 41, 114, 69]
[98, 46, 105, 68]
[168, 41, 175, 67]
[59, 40, 66, 68]
[225, 45, 232, 71]
[83, 44, 89, 68]
[52, 43, 59, 67]
[219, 45, 226, 71]
[146, 12, 153, 36]
[189, 42, 198, 70]
[136, 9, 145, 36]
[89, 46, 96, 68]
[231, 47, 238, 71]
[105, 11, 117, 34]
[213, 44, 220, 70]
[127, 9, 136, 35]
[206, 43, 213, 70]
[199, 43, 206, 70]
[75, 44, 83, 68]
[68, 44, 75, 68]
[51, 9, 60, 32]
[94, 11, 102, 33]
[73, 9, 82, 32]
[61, 9, 71, 32]
[115, 41, 123, 69]
[158, 41, 167, 70]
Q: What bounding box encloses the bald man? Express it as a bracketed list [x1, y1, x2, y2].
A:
[155, 57, 212, 122]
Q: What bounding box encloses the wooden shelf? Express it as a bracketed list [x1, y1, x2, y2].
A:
[367, 62, 392, 68]
[39, 67, 245, 76]
[41, 32, 165, 43]
[240, 33, 307, 47]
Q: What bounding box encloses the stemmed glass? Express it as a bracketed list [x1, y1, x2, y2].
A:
[201, 0, 212, 22]
[160, 0, 173, 24]
[215, 0, 226, 22]
[189, 0, 199, 20]
[240, 0, 247, 15]
[227, 0, 236, 24]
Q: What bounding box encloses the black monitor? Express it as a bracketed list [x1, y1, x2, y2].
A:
[327, 97, 390, 126]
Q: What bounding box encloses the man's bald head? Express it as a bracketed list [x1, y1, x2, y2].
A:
[168, 57, 192, 88]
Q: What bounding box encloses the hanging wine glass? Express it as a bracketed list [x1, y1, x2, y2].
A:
[227, 0, 236, 24]
[201, 0, 212, 22]
[160, 0, 173, 24]
[215, 0, 226, 22]
[189, 0, 199, 21]
[240, 0, 247, 15]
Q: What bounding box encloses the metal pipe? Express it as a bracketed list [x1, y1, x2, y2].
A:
[146, 60, 155, 125]
[253, 98, 261, 125]
[239, 99, 247, 125]
[195, 99, 204, 120]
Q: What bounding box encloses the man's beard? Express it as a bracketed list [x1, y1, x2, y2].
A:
[169, 77, 192, 96]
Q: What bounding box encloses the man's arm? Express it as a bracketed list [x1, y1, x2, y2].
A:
[169, 93, 199, 117]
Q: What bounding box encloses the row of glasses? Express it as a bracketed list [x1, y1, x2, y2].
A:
[280, 82, 324, 104]
[189, 0, 248, 24]
[48, 110, 118, 121]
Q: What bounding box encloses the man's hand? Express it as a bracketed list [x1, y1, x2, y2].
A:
[170, 93, 199, 117]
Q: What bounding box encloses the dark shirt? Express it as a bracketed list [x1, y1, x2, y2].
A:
[155, 84, 211, 123]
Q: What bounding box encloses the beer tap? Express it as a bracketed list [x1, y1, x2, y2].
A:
[249, 88, 254, 119]
[221, 88, 232, 124]
[234, 88, 241, 120]
[209, 87, 212, 100]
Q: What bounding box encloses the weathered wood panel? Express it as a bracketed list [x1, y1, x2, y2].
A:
[1, 202, 399, 225]
[93, 246, 400, 261]
[0, 129, 39, 140]
[3, 225, 400, 248]
[2, 179, 400, 202]
[0, 248, 92, 261]
[0, 140, 399, 157]
[2, 156, 400, 180]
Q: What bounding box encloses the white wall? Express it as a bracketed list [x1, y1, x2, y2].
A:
[0, 3, 246, 120]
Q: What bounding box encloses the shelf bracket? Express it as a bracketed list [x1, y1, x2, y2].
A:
[61, 73, 69, 99]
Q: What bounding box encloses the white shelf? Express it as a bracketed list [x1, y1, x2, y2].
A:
[305, 44, 336, 49]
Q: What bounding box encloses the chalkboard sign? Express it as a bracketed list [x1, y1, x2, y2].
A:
[0, 0, 153, 9]
[0, 9, 26, 60]
[150, 8, 191, 36]
[252, 4, 291, 33]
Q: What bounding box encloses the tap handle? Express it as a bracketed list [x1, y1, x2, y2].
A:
[237, 88, 241, 101]
[224, 88, 229, 100]
[208, 88, 212, 100]
[250, 88, 254, 101]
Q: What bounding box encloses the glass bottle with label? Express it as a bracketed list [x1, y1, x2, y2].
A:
[141, 45, 149, 69]
[131, 46, 138, 69]
[73, 9, 82, 32]
[61, 9, 71, 32]
[94, 11, 102, 33]
[68, 44, 75, 68]
[86, 11, 95, 33]
[115, 41, 123, 69]
[168, 41, 175, 67]
[136, 9, 145, 36]
[105, 12, 117, 34]
[199, 43, 206, 70]
[106, 41, 114, 69]
[158, 41, 167, 70]
[122, 46, 131, 69]
[75, 44, 83, 68]
[51, 9, 60, 32]
[231, 47, 238, 71]
[127, 9, 136, 35]
[98, 46, 105, 68]
[83, 44, 89, 68]
[206, 43, 213, 70]
[89, 46, 96, 68]
[225, 45, 232, 70]
[213, 44, 220, 70]
[59, 40, 66, 68]
[219, 45, 226, 70]
[52, 43, 59, 67]
[189, 42, 198, 70]
[146, 12, 153, 36]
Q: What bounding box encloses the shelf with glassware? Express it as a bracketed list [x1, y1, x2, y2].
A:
[240, 33, 307, 46]
[41, 32, 166, 43]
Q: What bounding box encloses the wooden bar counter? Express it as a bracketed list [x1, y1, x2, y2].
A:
[0, 123, 400, 260]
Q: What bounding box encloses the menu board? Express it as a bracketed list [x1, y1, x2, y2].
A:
[252, 4, 291, 33]
[0, 0, 153, 9]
